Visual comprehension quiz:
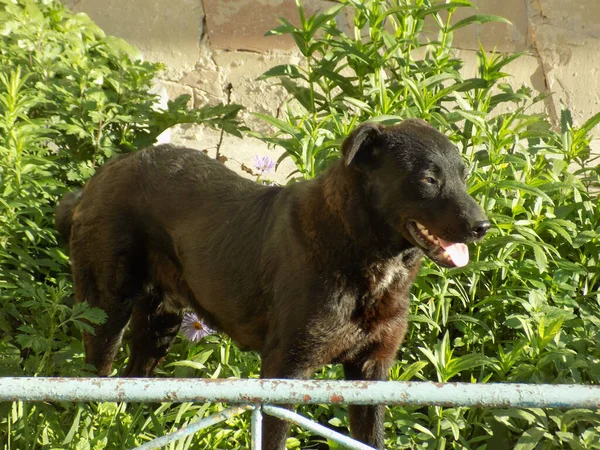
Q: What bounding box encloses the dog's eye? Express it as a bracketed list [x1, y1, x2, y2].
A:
[422, 177, 437, 185]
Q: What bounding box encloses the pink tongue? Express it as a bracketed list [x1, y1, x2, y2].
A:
[438, 238, 469, 267]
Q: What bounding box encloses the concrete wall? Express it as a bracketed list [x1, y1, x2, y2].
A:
[62, 0, 600, 181]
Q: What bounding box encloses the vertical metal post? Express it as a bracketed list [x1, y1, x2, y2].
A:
[251, 404, 263, 450]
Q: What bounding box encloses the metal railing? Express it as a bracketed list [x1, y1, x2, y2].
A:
[2, 378, 600, 449]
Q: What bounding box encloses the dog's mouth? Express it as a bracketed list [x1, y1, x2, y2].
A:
[406, 221, 469, 268]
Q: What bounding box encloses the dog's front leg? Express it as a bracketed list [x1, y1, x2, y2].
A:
[260, 349, 312, 450]
[343, 354, 395, 449]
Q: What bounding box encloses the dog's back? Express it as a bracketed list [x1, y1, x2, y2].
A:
[59, 145, 288, 375]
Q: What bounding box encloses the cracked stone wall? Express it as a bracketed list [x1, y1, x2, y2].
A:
[62, 0, 600, 181]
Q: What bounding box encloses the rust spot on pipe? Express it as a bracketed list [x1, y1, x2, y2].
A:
[330, 394, 344, 403]
[238, 396, 262, 403]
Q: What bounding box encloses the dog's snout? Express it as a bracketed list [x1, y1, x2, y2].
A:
[472, 220, 491, 239]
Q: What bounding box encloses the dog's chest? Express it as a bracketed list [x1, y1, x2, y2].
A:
[308, 253, 422, 366]
[353, 255, 418, 332]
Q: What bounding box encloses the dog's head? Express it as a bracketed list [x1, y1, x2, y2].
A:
[342, 119, 490, 268]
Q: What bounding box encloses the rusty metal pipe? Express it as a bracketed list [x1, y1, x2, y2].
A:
[1, 378, 599, 409]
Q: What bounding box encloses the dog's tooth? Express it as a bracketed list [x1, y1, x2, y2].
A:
[416, 222, 425, 230]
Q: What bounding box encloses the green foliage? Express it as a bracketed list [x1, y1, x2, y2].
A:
[251, 0, 600, 448]
[253, 0, 515, 179]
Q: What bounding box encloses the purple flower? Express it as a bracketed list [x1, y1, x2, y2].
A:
[181, 311, 214, 342]
[252, 155, 276, 175]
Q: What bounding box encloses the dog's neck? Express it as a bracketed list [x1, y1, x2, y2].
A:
[297, 161, 421, 271]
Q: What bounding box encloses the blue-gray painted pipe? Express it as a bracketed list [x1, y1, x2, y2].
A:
[1, 378, 599, 409]
[262, 405, 375, 450]
[135, 405, 252, 450]
[251, 405, 263, 450]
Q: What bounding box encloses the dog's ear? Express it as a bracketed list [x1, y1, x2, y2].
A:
[342, 122, 383, 167]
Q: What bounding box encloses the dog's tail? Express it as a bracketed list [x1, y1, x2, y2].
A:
[55, 190, 83, 243]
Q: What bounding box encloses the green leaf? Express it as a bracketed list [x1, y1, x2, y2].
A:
[343, 97, 375, 114]
[252, 113, 301, 136]
[409, 314, 442, 332]
[447, 353, 495, 377]
[328, 417, 343, 427]
[266, 21, 297, 37]
[397, 361, 429, 381]
[561, 107, 574, 132]
[532, 245, 547, 273]
[258, 64, 307, 81]
[536, 219, 574, 244]
[573, 230, 597, 248]
[453, 109, 487, 127]
[449, 14, 512, 32]
[580, 111, 600, 135]
[75, 439, 91, 450]
[493, 180, 554, 204]
[514, 427, 546, 450]
[307, 4, 344, 39]
[165, 360, 207, 371]
[421, 2, 474, 17]
[313, 67, 358, 97]
[490, 52, 526, 72]
[62, 406, 82, 445]
[191, 349, 214, 365]
[492, 408, 538, 424]
[280, 78, 321, 111]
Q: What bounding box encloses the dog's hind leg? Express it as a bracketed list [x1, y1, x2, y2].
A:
[123, 289, 183, 377]
[72, 262, 135, 377]
[70, 220, 145, 376]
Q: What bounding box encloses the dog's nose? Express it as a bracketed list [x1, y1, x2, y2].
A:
[472, 220, 491, 239]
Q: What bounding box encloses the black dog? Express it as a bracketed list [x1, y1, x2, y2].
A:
[56, 119, 489, 449]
